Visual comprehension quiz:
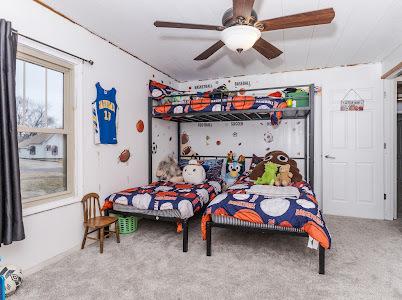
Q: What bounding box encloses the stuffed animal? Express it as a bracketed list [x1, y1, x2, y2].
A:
[0, 265, 23, 296]
[255, 162, 279, 185]
[156, 156, 184, 183]
[275, 164, 293, 186]
[225, 151, 246, 186]
[249, 150, 302, 182]
[183, 159, 206, 184]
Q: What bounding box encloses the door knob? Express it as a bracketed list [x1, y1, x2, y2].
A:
[324, 154, 336, 159]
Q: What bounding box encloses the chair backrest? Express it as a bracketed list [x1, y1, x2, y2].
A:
[81, 193, 102, 222]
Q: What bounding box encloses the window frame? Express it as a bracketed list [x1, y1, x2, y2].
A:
[17, 46, 75, 205]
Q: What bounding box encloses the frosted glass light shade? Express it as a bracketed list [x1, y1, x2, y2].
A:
[221, 25, 261, 53]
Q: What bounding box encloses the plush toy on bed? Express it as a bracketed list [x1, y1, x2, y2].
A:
[274, 164, 293, 186]
[183, 159, 206, 184]
[255, 162, 279, 185]
[225, 151, 246, 186]
[249, 150, 302, 182]
[156, 156, 184, 183]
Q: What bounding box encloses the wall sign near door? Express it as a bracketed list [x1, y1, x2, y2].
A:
[340, 100, 364, 111]
[340, 88, 365, 111]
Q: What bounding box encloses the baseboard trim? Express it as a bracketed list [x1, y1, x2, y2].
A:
[24, 239, 97, 276]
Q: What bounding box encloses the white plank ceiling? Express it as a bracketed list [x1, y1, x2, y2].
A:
[40, 0, 402, 81]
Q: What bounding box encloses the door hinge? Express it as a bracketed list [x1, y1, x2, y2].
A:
[384, 91, 386, 99]
[384, 193, 387, 200]
[384, 142, 387, 149]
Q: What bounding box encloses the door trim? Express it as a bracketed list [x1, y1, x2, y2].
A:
[385, 77, 402, 219]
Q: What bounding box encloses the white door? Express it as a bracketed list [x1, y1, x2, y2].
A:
[322, 87, 384, 219]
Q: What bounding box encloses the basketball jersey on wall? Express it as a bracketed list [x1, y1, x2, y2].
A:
[92, 82, 118, 144]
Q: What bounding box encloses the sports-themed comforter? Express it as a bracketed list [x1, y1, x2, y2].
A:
[153, 96, 288, 125]
[201, 175, 331, 249]
[102, 179, 222, 219]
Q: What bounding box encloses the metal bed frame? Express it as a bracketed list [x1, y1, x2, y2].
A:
[109, 84, 325, 274]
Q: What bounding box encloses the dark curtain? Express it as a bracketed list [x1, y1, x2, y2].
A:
[0, 19, 25, 245]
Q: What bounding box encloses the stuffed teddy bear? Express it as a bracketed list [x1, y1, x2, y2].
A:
[183, 159, 206, 184]
[156, 156, 184, 183]
[255, 162, 279, 185]
[274, 164, 293, 186]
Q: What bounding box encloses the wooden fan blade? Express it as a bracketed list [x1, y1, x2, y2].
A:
[261, 8, 335, 31]
[194, 40, 225, 61]
[233, 0, 255, 18]
[154, 21, 224, 31]
[253, 38, 283, 60]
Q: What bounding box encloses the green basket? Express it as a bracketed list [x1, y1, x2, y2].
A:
[287, 91, 309, 107]
[116, 215, 139, 234]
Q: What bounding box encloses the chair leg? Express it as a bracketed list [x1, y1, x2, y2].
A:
[81, 227, 89, 250]
[99, 228, 105, 254]
[115, 222, 120, 243]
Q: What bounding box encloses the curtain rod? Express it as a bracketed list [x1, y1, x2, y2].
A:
[12, 30, 94, 65]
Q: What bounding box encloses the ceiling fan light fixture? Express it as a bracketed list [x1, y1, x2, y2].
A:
[221, 25, 261, 53]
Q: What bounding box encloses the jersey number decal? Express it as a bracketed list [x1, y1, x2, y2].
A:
[104, 110, 111, 121]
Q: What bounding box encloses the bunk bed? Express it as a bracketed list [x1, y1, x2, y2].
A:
[105, 83, 328, 274]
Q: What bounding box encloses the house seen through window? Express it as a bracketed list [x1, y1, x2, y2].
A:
[16, 50, 73, 203]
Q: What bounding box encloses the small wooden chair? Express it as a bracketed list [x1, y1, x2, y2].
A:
[81, 193, 120, 253]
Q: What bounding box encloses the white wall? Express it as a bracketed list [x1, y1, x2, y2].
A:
[0, 0, 178, 271]
[151, 119, 178, 181]
[178, 63, 384, 208]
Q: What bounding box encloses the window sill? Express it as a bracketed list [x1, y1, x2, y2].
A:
[22, 196, 80, 217]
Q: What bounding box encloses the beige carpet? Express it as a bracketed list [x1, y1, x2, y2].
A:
[12, 215, 402, 300]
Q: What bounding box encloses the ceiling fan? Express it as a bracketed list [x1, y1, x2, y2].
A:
[154, 0, 335, 61]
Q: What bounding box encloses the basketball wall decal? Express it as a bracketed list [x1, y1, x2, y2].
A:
[136, 120, 144, 133]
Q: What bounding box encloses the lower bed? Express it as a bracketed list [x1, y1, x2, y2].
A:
[102, 179, 222, 252]
[201, 175, 331, 274]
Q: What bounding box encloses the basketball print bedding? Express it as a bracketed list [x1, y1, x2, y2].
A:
[153, 95, 288, 125]
[103, 179, 222, 220]
[201, 174, 331, 250]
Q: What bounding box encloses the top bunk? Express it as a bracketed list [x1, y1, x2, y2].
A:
[150, 84, 314, 123]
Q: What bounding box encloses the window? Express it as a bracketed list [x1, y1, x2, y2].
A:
[52, 145, 58, 156]
[16, 48, 74, 204]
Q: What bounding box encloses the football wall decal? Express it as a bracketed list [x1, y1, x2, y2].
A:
[119, 149, 131, 162]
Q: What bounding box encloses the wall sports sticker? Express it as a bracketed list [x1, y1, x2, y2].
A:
[136, 120, 144, 133]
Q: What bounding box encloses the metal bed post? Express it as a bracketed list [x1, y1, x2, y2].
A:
[177, 122, 181, 161]
[206, 221, 212, 256]
[319, 245, 325, 274]
[148, 97, 153, 184]
[309, 84, 323, 274]
[308, 84, 315, 189]
[182, 219, 188, 252]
